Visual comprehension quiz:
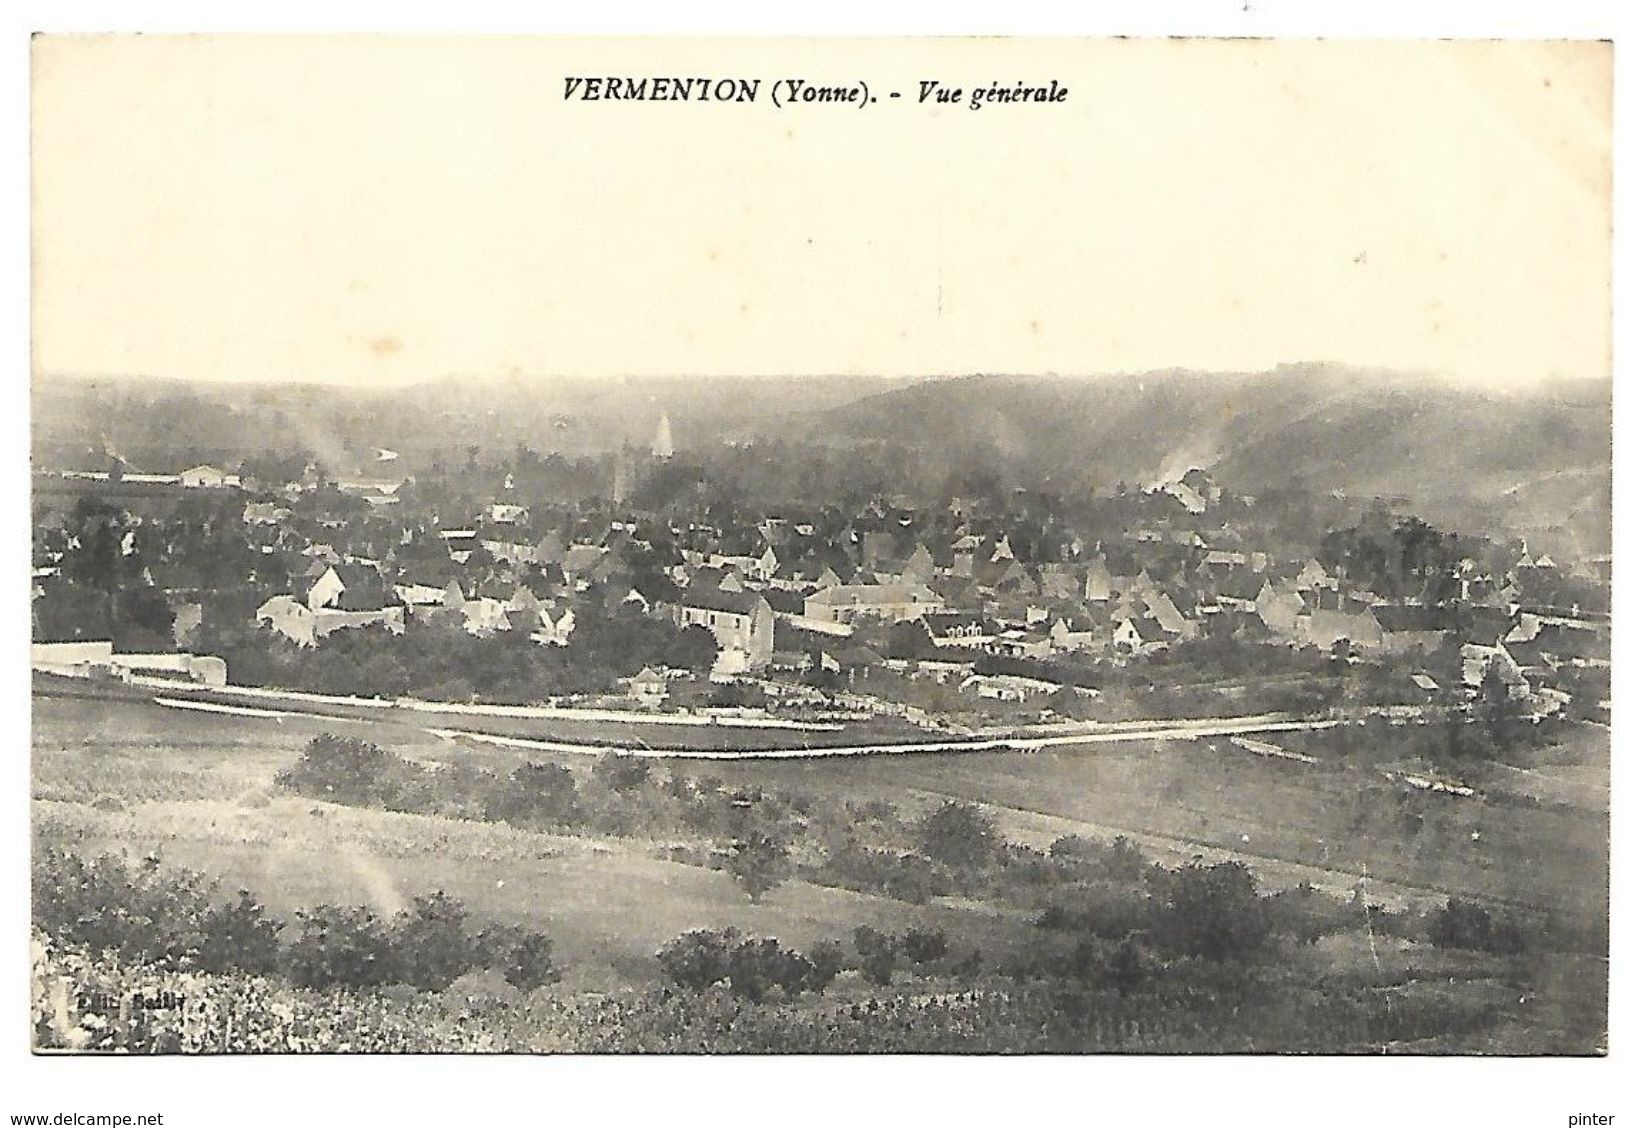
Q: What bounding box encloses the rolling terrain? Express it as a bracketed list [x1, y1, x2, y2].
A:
[34, 365, 1609, 556]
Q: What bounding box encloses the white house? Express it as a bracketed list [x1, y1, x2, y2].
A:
[180, 465, 241, 489]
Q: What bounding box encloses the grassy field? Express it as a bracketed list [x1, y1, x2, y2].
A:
[678, 732, 1608, 919]
[31, 692, 1608, 1051]
[31, 696, 1044, 992]
[35, 694, 1609, 922]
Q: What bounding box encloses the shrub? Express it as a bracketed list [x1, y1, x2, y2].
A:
[31, 848, 275, 973]
[281, 904, 400, 990]
[592, 753, 652, 794]
[1103, 938, 1148, 994]
[1152, 862, 1272, 962]
[197, 890, 282, 975]
[33, 850, 563, 996]
[852, 926, 898, 986]
[473, 922, 561, 990]
[483, 761, 580, 828]
[805, 940, 845, 992]
[1035, 904, 1072, 930]
[917, 801, 1001, 869]
[392, 893, 475, 991]
[818, 843, 940, 904]
[1051, 834, 1150, 883]
[1266, 881, 1348, 945]
[657, 929, 737, 992]
[1425, 898, 1531, 955]
[655, 929, 822, 1001]
[723, 829, 791, 903]
[902, 927, 949, 966]
[275, 734, 417, 808]
[725, 938, 816, 1002]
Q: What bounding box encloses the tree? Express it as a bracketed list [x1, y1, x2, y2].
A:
[392, 893, 475, 991]
[274, 734, 415, 808]
[1477, 662, 1520, 751]
[484, 761, 580, 828]
[669, 624, 720, 673]
[852, 926, 898, 986]
[917, 800, 1001, 869]
[1153, 861, 1272, 962]
[901, 927, 949, 965]
[723, 828, 791, 903]
[281, 905, 400, 989]
[592, 752, 652, 794]
[887, 619, 934, 660]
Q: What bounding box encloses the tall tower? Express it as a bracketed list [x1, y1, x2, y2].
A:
[611, 453, 630, 504]
[652, 412, 675, 460]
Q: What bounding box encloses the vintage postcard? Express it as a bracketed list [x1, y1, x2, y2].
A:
[26, 30, 1611, 1085]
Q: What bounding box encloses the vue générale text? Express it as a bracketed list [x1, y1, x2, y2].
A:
[562, 77, 1070, 111]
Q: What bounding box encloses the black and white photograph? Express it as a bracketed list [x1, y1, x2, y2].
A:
[12, 14, 1621, 1126]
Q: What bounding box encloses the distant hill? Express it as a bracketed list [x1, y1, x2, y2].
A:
[29, 373, 914, 481]
[31, 364, 1610, 558]
[786, 365, 1611, 559]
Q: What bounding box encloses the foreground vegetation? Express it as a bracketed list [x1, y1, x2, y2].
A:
[33, 776, 1604, 1054]
[31, 702, 1606, 1055]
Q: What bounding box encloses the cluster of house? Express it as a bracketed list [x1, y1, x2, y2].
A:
[57, 464, 243, 489]
[35, 445, 1608, 723]
[31, 639, 228, 687]
[229, 462, 1607, 718]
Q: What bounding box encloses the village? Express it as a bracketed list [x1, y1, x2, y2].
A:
[29, 413, 1611, 741]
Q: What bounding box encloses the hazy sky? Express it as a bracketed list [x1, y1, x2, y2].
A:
[31, 36, 1612, 389]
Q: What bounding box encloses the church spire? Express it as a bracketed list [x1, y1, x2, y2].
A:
[652, 412, 675, 459]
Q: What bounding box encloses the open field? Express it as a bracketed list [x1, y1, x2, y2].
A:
[35, 691, 1608, 923]
[31, 690, 1609, 1051]
[31, 696, 1050, 991]
[691, 738, 1607, 919]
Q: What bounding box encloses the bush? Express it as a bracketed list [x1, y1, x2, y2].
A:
[656, 929, 736, 992]
[726, 938, 816, 1002]
[902, 927, 949, 966]
[656, 929, 821, 1001]
[32, 848, 279, 975]
[917, 801, 1001, 869]
[1103, 938, 1149, 994]
[33, 850, 562, 996]
[392, 893, 476, 991]
[275, 734, 418, 808]
[1152, 862, 1273, 962]
[281, 904, 401, 990]
[197, 890, 282, 975]
[805, 940, 845, 992]
[1266, 881, 1349, 945]
[723, 829, 791, 903]
[473, 922, 561, 990]
[483, 761, 580, 828]
[818, 843, 941, 904]
[1425, 898, 1531, 955]
[592, 753, 652, 794]
[853, 926, 898, 986]
[1051, 834, 1150, 883]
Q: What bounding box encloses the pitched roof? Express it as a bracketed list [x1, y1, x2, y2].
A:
[761, 588, 804, 615]
[681, 586, 764, 617]
[806, 583, 940, 608]
[1370, 604, 1453, 633]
